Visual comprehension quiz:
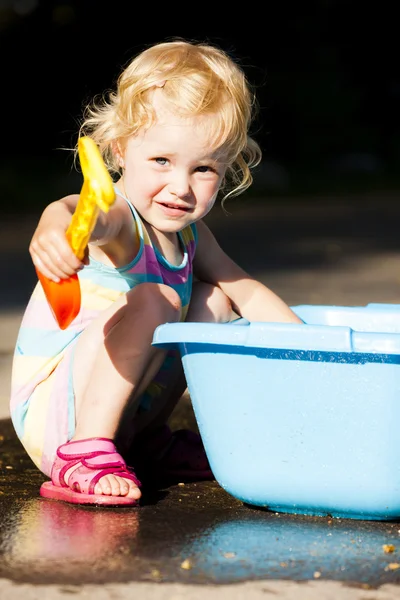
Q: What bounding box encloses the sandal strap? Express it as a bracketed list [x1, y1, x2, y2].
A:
[82, 452, 126, 469]
[57, 437, 116, 460]
[52, 437, 141, 493]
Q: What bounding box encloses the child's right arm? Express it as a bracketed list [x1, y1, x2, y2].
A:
[29, 194, 131, 283]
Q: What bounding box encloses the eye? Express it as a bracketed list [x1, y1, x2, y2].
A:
[155, 157, 168, 166]
[196, 165, 214, 173]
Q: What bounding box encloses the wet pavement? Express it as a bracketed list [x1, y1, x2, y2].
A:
[2, 416, 400, 589]
[2, 193, 400, 598]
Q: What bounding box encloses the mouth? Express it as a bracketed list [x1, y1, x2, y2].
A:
[158, 202, 192, 215]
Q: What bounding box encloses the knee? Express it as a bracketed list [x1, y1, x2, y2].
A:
[188, 282, 232, 323]
[206, 285, 233, 322]
[127, 283, 182, 325]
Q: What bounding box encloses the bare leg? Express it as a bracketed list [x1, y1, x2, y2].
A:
[131, 282, 233, 437]
[71, 283, 182, 500]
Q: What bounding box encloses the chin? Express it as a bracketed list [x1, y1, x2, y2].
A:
[162, 223, 188, 234]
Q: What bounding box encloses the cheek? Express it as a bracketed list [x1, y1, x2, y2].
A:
[196, 184, 219, 213]
[198, 178, 221, 199]
[126, 169, 164, 197]
[208, 181, 222, 205]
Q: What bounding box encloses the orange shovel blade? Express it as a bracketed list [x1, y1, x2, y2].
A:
[36, 269, 81, 330]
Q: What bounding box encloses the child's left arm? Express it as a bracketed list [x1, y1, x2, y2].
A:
[193, 220, 302, 324]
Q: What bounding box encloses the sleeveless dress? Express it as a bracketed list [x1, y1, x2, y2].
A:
[10, 187, 197, 476]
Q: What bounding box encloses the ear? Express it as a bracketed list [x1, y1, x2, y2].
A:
[111, 141, 125, 168]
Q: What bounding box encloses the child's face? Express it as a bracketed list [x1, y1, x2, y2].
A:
[121, 95, 227, 234]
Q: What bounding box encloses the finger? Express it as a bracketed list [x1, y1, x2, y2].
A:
[31, 252, 60, 283]
[30, 240, 80, 281]
[45, 246, 82, 278]
[46, 231, 85, 271]
[33, 236, 83, 279]
[33, 249, 75, 281]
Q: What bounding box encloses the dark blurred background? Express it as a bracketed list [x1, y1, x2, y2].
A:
[1, 0, 400, 216]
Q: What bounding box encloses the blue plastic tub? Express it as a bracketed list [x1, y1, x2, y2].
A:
[152, 303, 400, 520]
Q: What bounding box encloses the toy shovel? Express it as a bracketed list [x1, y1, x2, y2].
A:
[36, 136, 116, 329]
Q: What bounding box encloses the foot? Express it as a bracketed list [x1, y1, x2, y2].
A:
[41, 437, 142, 506]
[92, 473, 141, 500]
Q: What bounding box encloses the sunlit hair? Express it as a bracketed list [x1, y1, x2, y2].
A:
[78, 39, 262, 204]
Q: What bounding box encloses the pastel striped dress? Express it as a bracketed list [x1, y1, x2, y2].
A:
[10, 188, 197, 476]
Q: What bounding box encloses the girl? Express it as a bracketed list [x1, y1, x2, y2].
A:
[10, 38, 302, 506]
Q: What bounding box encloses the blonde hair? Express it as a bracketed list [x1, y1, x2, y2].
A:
[78, 38, 262, 203]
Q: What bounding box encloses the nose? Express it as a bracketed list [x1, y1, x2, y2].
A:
[169, 170, 191, 199]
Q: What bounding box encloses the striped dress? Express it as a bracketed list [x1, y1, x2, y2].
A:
[10, 188, 197, 476]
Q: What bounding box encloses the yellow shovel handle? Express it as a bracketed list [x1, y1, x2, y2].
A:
[66, 137, 116, 260]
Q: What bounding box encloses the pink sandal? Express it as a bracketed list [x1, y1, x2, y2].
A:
[40, 437, 141, 506]
[128, 425, 214, 485]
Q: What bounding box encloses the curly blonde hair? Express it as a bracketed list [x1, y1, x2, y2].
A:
[78, 38, 262, 202]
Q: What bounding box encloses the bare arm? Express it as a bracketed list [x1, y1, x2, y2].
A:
[193, 220, 302, 323]
[29, 193, 129, 282]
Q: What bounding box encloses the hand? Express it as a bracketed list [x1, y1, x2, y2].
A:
[29, 205, 87, 283]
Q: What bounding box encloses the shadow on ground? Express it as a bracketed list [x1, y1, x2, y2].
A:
[1, 416, 400, 589]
